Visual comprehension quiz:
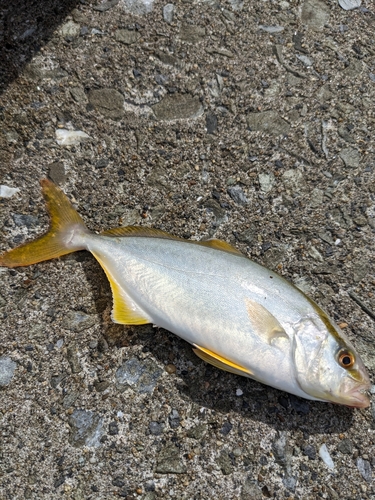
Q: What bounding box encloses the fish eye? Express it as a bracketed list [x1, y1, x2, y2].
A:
[338, 350, 355, 369]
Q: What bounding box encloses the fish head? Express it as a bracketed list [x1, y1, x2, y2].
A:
[293, 316, 371, 408]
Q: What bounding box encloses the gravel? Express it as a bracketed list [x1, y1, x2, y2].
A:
[0, 0, 374, 498]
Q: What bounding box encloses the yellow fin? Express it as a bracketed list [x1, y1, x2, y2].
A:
[101, 226, 183, 240]
[92, 251, 151, 325]
[193, 344, 253, 377]
[245, 299, 289, 345]
[102, 227, 243, 257]
[197, 238, 244, 256]
[0, 179, 87, 268]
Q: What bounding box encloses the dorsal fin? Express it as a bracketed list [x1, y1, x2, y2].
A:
[197, 238, 243, 256]
[101, 226, 244, 256]
[101, 226, 183, 240]
[193, 344, 253, 377]
[92, 251, 151, 325]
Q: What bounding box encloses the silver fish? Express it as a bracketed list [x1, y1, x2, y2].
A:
[0, 179, 370, 407]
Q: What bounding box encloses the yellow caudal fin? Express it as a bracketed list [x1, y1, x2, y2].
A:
[193, 344, 253, 377]
[0, 179, 88, 268]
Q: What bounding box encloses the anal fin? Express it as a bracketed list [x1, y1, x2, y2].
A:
[193, 344, 253, 377]
[92, 251, 150, 325]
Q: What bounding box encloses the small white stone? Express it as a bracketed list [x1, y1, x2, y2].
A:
[0, 185, 20, 198]
[319, 443, 335, 470]
[297, 54, 313, 67]
[56, 129, 90, 146]
[338, 0, 361, 11]
[60, 20, 80, 38]
[117, 411, 124, 418]
[334, 239, 341, 246]
[236, 388, 243, 396]
[163, 3, 174, 24]
[56, 339, 64, 349]
[122, 0, 155, 15]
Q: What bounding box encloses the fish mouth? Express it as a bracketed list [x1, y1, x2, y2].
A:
[344, 387, 371, 408]
[332, 375, 371, 408]
[340, 378, 371, 408]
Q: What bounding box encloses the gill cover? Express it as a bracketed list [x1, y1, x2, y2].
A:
[292, 317, 328, 400]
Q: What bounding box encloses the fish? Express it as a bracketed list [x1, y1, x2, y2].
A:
[0, 179, 371, 408]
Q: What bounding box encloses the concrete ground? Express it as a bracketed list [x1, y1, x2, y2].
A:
[0, 0, 375, 498]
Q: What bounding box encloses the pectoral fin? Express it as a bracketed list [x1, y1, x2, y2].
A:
[92, 251, 151, 325]
[245, 299, 289, 345]
[193, 344, 253, 377]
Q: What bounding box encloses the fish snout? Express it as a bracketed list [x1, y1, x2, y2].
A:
[341, 373, 371, 408]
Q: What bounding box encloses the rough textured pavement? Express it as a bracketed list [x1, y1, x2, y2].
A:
[0, 0, 375, 498]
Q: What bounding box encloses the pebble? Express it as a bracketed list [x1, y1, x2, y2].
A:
[62, 311, 97, 332]
[115, 358, 162, 393]
[93, 0, 120, 12]
[282, 169, 304, 191]
[258, 25, 284, 33]
[319, 444, 334, 470]
[12, 214, 39, 228]
[108, 421, 119, 435]
[165, 364, 176, 374]
[115, 29, 140, 45]
[70, 87, 88, 104]
[258, 173, 275, 193]
[63, 392, 78, 409]
[272, 432, 290, 468]
[122, 0, 155, 15]
[220, 421, 233, 436]
[179, 24, 206, 44]
[55, 129, 90, 146]
[187, 423, 208, 440]
[216, 450, 234, 475]
[56, 339, 64, 349]
[0, 185, 20, 198]
[336, 438, 353, 455]
[282, 475, 296, 492]
[303, 444, 316, 460]
[339, 0, 361, 10]
[300, 0, 330, 31]
[69, 410, 104, 447]
[0, 356, 17, 387]
[339, 147, 360, 168]
[149, 421, 164, 435]
[163, 3, 175, 24]
[48, 162, 66, 185]
[247, 111, 290, 135]
[169, 409, 180, 429]
[296, 54, 313, 67]
[235, 226, 257, 245]
[241, 477, 263, 499]
[67, 345, 82, 374]
[236, 388, 243, 396]
[357, 457, 372, 482]
[155, 443, 187, 474]
[152, 94, 203, 121]
[206, 112, 218, 134]
[309, 187, 323, 207]
[227, 186, 248, 205]
[60, 21, 80, 39]
[88, 88, 124, 120]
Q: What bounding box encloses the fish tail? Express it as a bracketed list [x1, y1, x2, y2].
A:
[0, 179, 88, 268]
